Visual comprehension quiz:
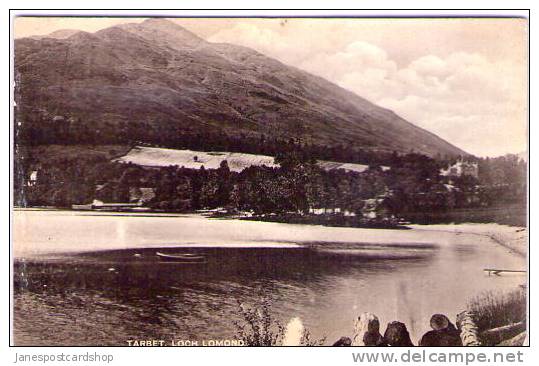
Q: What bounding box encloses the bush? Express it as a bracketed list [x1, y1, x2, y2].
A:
[233, 299, 285, 346]
[233, 299, 326, 346]
[467, 288, 526, 333]
[299, 329, 326, 346]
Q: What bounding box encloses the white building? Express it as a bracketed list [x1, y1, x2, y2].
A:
[440, 160, 479, 179]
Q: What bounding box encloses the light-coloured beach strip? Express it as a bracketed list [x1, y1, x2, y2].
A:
[12, 209, 527, 260]
[409, 223, 527, 258]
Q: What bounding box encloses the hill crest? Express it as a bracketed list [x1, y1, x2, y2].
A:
[14, 19, 467, 158]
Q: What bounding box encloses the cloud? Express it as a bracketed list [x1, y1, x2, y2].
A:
[409, 55, 448, 78]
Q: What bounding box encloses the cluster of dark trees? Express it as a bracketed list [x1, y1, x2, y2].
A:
[15, 109, 426, 167]
[16, 108, 528, 185]
[18, 151, 385, 214]
[477, 154, 527, 187]
[15, 142, 527, 227]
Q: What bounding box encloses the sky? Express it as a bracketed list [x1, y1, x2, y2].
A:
[14, 17, 528, 157]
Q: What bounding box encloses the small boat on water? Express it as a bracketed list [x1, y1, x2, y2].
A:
[155, 252, 206, 263]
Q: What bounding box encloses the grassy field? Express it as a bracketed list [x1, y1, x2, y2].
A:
[113, 145, 381, 173]
[113, 146, 278, 172]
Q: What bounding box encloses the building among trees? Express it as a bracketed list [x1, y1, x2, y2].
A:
[440, 160, 479, 178]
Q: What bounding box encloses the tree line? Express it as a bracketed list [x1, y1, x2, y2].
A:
[15, 108, 446, 167]
[15, 144, 527, 227]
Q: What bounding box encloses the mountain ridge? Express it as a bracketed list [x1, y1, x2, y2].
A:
[14, 18, 467, 157]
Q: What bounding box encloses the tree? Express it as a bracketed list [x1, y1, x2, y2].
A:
[216, 160, 233, 207]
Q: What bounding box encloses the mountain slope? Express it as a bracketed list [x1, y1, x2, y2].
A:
[14, 18, 467, 157]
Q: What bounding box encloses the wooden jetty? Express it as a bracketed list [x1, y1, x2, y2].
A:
[483, 268, 526, 276]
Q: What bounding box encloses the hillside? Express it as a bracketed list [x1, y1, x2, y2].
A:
[14, 18, 467, 157]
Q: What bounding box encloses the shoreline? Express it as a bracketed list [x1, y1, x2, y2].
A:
[13, 209, 527, 260]
[409, 223, 527, 258]
[16, 206, 527, 235]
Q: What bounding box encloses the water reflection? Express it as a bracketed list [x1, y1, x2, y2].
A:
[14, 246, 437, 345]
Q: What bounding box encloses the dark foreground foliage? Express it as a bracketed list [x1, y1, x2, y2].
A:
[468, 288, 527, 345]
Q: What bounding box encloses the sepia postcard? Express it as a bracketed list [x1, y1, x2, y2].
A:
[11, 13, 528, 348]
